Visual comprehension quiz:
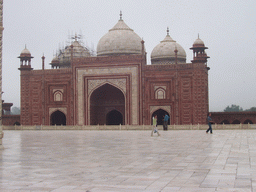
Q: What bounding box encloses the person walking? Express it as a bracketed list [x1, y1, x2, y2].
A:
[163, 113, 170, 131]
[151, 115, 160, 136]
[206, 113, 214, 134]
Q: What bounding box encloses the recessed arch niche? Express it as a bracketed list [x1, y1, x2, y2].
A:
[50, 110, 66, 125]
[90, 83, 125, 125]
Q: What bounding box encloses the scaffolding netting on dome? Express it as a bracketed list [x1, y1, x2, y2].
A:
[50, 34, 95, 69]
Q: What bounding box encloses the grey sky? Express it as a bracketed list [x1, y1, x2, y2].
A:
[2, 0, 256, 112]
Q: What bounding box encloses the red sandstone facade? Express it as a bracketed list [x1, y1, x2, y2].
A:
[143, 63, 209, 125]
[18, 53, 209, 125]
[211, 112, 256, 124]
[18, 17, 210, 126]
[2, 101, 20, 125]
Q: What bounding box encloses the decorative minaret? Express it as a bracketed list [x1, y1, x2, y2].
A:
[190, 34, 209, 64]
[18, 47, 33, 125]
[18, 46, 34, 70]
[0, 0, 4, 147]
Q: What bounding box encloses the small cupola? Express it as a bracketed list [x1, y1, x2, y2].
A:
[18, 46, 34, 70]
[190, 35, 209, 64]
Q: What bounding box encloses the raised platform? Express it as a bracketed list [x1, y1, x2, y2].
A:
[0, 130, 255, 191]
[2, 123, 256, 130]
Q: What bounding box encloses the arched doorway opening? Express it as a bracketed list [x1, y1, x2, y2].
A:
[51, 110, 66, 125]
[220, 120, 230, 124]
[13, 122, 21, 125]
[232, 119, 240, 124]
[106, 110, 123, 125]
[152, 109, 170, 126]
[244, 119, 253, 124]
[90, 83, 125, 125]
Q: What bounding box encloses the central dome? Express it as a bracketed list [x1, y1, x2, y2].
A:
[97, 15, 142, 56]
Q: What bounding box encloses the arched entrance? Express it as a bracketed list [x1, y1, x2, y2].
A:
[90, 83, 125, 125]
[50, 110, 66, 125]
[152, 109, 170, 125]
[244, 119, 253, 124]
[232, 119, 240, 124]
[106, 110, 123, 125]
[13, 122, 21, 125]
[220, 120, 230, 124]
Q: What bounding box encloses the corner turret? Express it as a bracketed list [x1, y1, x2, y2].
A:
[18, 46, 33, 71]
[190, 35, 209, 64]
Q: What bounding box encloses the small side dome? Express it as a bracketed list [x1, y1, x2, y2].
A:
[18, 46, 34, 69]
[151, 28, 186, 65]
[51, 56, 59, 64]
[58, 40, 91, 68]
[51, 56, 59, 62]
[97, 13, 142, 56]
[51, 36, 92, 68]
[50, 56, 60, 69]
[20, 47, 32, 58]
[193, 36, 205, 47]
[190, 35, 209, 63]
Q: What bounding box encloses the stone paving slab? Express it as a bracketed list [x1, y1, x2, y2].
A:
[0, 130, 255, 191]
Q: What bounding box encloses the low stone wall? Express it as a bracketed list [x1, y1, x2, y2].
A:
[2, 123, 256, 131]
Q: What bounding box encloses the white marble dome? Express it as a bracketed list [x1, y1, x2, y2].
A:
[193, 37, 205, 47]
[50, 38, 92, 68]
[97, 16, 142, 56]
[151, 29, 186, 64]
[59, 40, 91, 64]
[20, 47, 32, 57]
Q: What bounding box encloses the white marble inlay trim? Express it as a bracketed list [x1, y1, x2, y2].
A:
[150, 105, 171, 115]
[77, 66, 138, 125]
[49, 107, 67, 116]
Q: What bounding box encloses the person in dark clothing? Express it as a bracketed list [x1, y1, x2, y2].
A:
[163, 114, 170, 131]
[206, 113, 214, 134]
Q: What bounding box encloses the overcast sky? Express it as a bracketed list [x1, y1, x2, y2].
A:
[2, 0, 256, 112]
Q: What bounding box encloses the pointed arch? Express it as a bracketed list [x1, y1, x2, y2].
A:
[155, 88, 166, 99]
[232, 119, 240, 124]
[89, 83, 125, 125]
[13, 122, 21, 125]
[220, 120, 230, 124]
[50, 110, 66, 125]
[152, 109, 170, 126]
[106, 110, 123, 125]
[88, 80, 126, 96]
[54, 90, 63, 101]
[244, 119, 253, 124]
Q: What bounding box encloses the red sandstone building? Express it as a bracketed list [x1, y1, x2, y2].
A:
[2, 101, 20, 125]
[18, 15, 210, 126]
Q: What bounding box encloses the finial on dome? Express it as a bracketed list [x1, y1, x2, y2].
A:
[198, 33, 200, 39]
[120, 11, 123, 20]
[167, 27, 170, 36]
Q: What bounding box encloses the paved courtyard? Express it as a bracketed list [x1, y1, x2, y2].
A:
[0, 130, 256, 192]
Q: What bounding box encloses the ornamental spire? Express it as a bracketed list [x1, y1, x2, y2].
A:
[120, 11, 123, 20]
